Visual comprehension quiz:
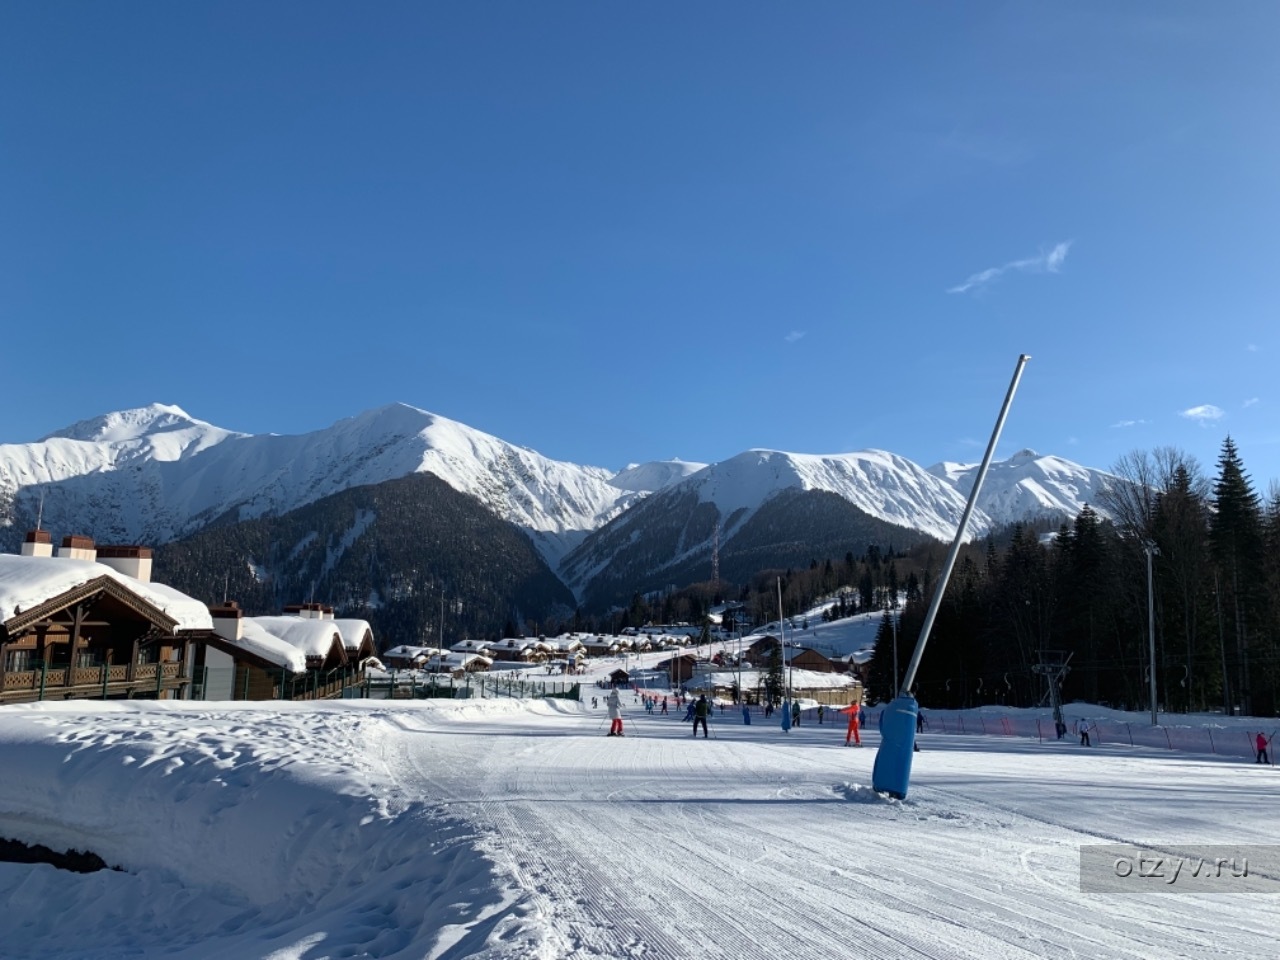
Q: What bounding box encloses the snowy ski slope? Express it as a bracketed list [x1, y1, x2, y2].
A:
[0, 698, 1275, 959]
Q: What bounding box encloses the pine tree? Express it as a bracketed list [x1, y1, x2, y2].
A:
[1210, 437, 1265, 714]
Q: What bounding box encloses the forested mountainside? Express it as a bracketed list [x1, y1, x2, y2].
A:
[573, 487, 939, 612]
[155, 472, 576, 647]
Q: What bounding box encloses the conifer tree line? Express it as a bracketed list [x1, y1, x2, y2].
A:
[866, 438, 1280, 718]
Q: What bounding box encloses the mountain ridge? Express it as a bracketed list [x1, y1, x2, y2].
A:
[1, 402, 1119, 605]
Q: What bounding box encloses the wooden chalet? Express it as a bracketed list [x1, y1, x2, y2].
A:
[655, 653, 700, 685]
[742, 635, 781, 667]
[189, 603, 373, 701]
[334, 619, 376, 664]
[0, 536, 210, 704]
[789, 648, 836, 673]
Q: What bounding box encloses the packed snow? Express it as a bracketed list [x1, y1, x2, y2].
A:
[1, 692, 1275, 960]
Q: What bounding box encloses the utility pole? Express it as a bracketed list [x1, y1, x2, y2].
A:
[1145, 541, 1159, 726]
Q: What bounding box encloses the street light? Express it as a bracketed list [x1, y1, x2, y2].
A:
[1144, 541, 1160, 726]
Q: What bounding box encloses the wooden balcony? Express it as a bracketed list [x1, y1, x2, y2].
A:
[0, 660, 189, 704]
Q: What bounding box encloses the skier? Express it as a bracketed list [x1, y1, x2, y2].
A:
[693, 694, 710, 738]
[661, 697, 668, 715]
[1078, 719, 1091, 747]
[1256, 732, 1271, 764]
[682, 700, 696, 722]
[606, 688, 624, 737]
[791, 700, 801, 727]
[818, 704, 825, 725]
[843, 699, 861, 746]
[764, 702, 773, 719]
[916, 710, 926, 733]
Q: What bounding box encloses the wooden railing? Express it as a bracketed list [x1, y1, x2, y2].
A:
[1, 659, 188, 700]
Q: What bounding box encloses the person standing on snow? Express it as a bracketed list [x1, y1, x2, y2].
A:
[843, 699, 862, 746]
[1078, 719, 1091, 747]
[818, 704, 825, 725]
[606, 689, 624, 737]
[693, 694, 710, 738]
[791, 700, 801, 727]
[1256, 732, 1271, 764]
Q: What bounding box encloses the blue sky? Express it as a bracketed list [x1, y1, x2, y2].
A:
[3, 2, 1277, 488]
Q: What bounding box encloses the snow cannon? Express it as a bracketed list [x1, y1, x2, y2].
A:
[780, 699, 791, 732]
[871, 694, 918, 799]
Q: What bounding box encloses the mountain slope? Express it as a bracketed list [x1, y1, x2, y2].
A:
[928, 449, 1116, 528]
[154, 472, 575, 644]
[0, 403, 639, 566]
[561, 449, 974, 606]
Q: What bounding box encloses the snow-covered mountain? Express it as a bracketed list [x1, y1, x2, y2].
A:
[928, 449, 1115, 530]
[609, 459, 707, 493]
[0, 403, 645, 565]
[560, 449, 981, 600]
[1, 403, 1116, 600]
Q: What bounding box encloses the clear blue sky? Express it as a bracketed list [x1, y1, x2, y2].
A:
[3, 2, 1277, 488]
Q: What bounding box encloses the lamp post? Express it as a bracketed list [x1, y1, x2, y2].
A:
[1144, 541, 1160, 726]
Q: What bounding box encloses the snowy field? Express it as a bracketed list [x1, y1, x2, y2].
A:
[0, 697, 1276, 960]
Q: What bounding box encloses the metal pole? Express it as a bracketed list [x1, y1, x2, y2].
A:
[777, 577, 787, 700]
[1146, 543, 1159, 726]
[891, 609, 899, 695]
[899, 354, 1031, 695]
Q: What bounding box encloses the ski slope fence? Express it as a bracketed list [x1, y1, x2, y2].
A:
[874, 709, 1275, 763]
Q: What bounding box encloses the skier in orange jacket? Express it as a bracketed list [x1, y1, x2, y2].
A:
[843, 699, 862, 746]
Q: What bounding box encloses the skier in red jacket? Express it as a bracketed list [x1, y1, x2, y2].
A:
[1257, 732, 1271, 764]
[843, 699, 862, 746]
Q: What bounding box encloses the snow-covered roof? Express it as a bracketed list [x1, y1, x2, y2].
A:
[429, 652, 492, 668]
[249, 616, 344, 660]
[0, 554, 212, 632]
[229, 620, 309, 673]
[333, 618, 374, 650]
[382, 644, 442, 660]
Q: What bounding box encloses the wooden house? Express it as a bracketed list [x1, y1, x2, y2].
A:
[0, 536, 210, 704]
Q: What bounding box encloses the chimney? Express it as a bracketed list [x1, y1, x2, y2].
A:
[283, 604, 305, 617]
[321, 605, 334, 620]
[209, 601, 244, 641]
[57, 535, 96, 562]
[96, 545, 153, 583]
[20, 529, 53, 558]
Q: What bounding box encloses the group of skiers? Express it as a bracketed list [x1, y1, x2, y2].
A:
[597, 690, 1275, 768]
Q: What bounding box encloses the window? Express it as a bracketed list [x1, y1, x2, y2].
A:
[5, 649, 32, 672]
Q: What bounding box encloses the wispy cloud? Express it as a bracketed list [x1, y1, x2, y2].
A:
[1110, 419, 1149, 429]
[784, 330, 806, 343]
[1066, 436, 1079, 446]
[1247, 344, 1260, 353]
[948, 241, 1073, 294]
[1180, 404, 1225, 423]
[1243, 397, 1259, 408]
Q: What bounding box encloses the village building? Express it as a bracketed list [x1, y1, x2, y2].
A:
[0, 534, 211, 704]
[425, 651, 492, 677]
[380, 645, 444, 670]
[192, 604, 374, 700]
